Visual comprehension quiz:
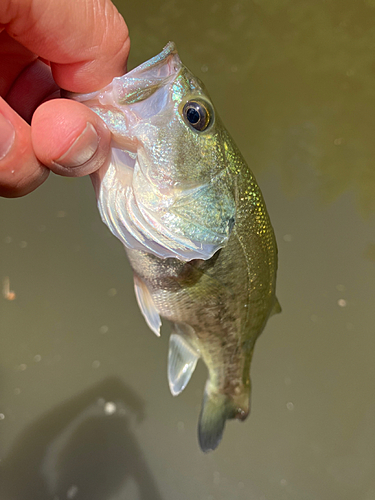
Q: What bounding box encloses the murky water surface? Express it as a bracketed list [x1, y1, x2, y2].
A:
[1, 1, 375, 499]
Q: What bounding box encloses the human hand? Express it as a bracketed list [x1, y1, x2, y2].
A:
[0, 0, 130, 197]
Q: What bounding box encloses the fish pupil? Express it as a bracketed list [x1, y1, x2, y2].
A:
[186, 107, 200, 124]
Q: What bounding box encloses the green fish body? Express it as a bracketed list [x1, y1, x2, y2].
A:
[69, 43, 280, 452]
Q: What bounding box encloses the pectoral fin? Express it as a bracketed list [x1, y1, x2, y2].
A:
[133, 275, 161, 336]
[168, 333, 199, 396]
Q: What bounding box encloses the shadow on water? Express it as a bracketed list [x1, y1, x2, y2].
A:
[0, 377, 163, 500]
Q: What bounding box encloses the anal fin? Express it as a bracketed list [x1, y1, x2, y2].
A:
[133, 275, 161, 336]
[168, 332, 199, 396]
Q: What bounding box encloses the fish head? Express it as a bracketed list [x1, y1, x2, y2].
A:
[68, 42, 238, 262]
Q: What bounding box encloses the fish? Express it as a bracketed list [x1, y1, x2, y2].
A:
[67, 42, 280, 452]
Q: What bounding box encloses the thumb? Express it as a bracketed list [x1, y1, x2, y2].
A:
[31, 98, 111, 177]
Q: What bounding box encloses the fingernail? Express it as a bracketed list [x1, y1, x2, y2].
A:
[0, 114, 16, 161]
[54, 122, 99, 168]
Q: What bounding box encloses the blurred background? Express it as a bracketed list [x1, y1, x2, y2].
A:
[1, 0, 375, 499]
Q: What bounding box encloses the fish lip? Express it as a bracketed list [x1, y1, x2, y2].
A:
[63, 42, 181, 105]
[124, 41, 180, 80]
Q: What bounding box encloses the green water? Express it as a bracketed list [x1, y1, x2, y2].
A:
[1, 1, 375, 499]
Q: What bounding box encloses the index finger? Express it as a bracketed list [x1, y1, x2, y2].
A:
[1, 0, 130, 92]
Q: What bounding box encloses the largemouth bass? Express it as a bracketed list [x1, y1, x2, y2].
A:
[69, 42, 280, 452]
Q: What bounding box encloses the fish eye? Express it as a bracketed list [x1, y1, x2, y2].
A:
[183, 100, 211, 131]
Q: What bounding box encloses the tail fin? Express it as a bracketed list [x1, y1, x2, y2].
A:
[198, 390, 250, 453]
[198, 393, 229, 452]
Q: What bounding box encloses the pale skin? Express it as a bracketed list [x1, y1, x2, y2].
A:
[0, 0, 130, 197]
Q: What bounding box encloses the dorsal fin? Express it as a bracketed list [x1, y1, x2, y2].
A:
[133, 275, 161, 336]
[168, 333, 199, 396]
[270, 297, 282, 317]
